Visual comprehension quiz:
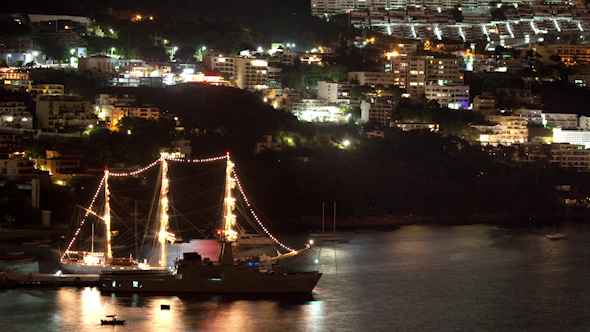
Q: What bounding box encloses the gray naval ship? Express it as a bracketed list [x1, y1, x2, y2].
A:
[98, 241, 322, 294]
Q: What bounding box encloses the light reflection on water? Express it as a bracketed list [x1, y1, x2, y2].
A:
[2, 223, 590, 331]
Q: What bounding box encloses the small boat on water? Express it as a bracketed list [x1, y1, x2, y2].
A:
[546, 232, 566, 240]
[101, 315, 125, 325]
[546, 226, 566, 240]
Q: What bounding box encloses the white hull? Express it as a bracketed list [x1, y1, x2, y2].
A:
[546, 232, 566, 240]
[236, 234, 275, 247]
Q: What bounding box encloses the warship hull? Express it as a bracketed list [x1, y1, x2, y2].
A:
[98, 253, 322, 294]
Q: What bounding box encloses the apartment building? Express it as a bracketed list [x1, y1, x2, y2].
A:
[255, 135, 282, 154]
[426, 58, 463, 85]
[424, 84, 469, 109]
[542, 113, 578, 129]
[553, 127, 590, 148]
[317, 81, 358, 104]
[473, 92, 497, 111]
[0, 101, 33, 130]
[516, 143, 590, 171]
[33, 149, 84, 178]
[360, 97, 392, 126]
[78, 56, 117, 78]
[207, 55, 270, 91]
[515, 109, 543, 126]
[93, 94, 159, 131]
[28, 84, 64, 96]
[36, 95, 94, 130]
[551, 44, 590, 63]
[312, 0, 484, 16]
[568, 73, 590, 88]
[472, 114, 528, 146]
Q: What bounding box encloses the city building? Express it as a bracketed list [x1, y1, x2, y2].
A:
[568, 73, 590, 88]
[472, 114, 528, 146]
[515, 109, 543, 126]
[516, 142, 590, 171]
[553, 128, 590, 148]
[28, 84, 65, 96]
[360, 97, 392, 126]
[0, 152, 36, 180]
[424, 84, 470, 109]
[426, 58, 463, 85]
[542, 113, 578, 129]
[473, 92, 498, 111]
[0, 101, 33, 130]
[392, 122, 439, 132]
[36, 95, 94, 131]
[255, 135, 282, 154]
[33, 149, 85, 179]
[317, 81, 358, 106]
[292, 99, 350, 123]
[93, 93, 159, 131]
[78, 56, 117, 79]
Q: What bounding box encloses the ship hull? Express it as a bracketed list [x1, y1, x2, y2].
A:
[60, 262, 143, 274]
[98, 259, 322, 294]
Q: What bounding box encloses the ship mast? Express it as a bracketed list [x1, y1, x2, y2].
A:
[104, 169, 112, 262]
[219, 153, 237, 264]
[158, 154, 175, 267]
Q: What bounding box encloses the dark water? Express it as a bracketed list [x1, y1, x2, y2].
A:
[2, 223, 590, 332]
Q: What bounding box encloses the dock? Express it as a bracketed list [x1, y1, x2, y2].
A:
[5, 274, 100, 287]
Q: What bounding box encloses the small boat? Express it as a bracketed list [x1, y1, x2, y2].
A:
[546, 226, 566, 240]
[546, 232, 566, 240]
[101, 315, 125, 325]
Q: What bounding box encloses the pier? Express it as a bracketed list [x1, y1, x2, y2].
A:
[4, 274, 99, 287]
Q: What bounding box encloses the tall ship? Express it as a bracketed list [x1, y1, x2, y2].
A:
[89, 153, 321, 293]
[60, 168, 149, 274]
